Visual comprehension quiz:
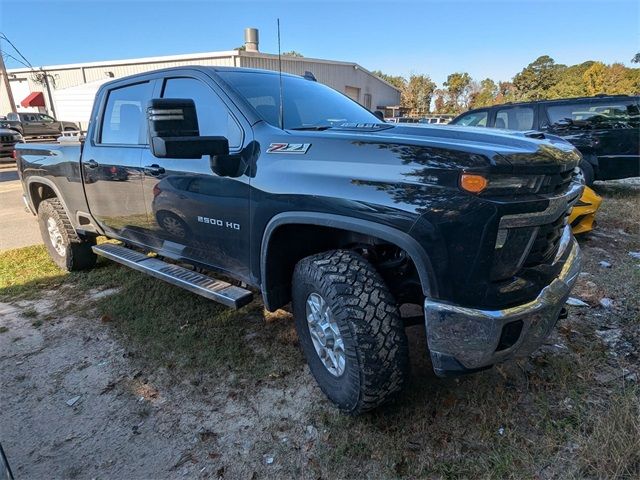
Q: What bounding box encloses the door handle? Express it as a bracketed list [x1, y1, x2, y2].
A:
[144, 164, 165, 176]
[86, 159, 99, 169]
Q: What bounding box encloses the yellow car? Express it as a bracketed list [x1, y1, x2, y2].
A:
[569, 186, 602, 235]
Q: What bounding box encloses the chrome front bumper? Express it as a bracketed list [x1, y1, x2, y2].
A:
[424, 226, 581, 377]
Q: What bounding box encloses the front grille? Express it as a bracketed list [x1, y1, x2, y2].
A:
[538, 169, 574, 195]
[523, 213, 568, 267]
[0, 136, 17, 143]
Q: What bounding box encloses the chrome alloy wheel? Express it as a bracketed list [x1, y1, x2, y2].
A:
[47, 217, 66, 256]
[305, 292, 346, 377]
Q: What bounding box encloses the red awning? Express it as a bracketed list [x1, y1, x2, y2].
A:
[21, 91, 46, 108]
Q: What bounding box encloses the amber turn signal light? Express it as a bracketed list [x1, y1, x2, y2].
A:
[460, 173, 488, 193]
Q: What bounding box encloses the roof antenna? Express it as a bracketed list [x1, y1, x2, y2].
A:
[277, 18, 284, 130]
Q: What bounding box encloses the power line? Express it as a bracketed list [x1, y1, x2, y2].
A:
[0, 32, 34, 69]
[1, 51, 31, 70]
[0, 32, 57, 117]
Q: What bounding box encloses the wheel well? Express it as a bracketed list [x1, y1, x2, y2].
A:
[29, 182, 57, 212]
[262, 224, 423, 311]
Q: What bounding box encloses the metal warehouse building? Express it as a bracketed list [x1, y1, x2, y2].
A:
[1, 28, 400, 129]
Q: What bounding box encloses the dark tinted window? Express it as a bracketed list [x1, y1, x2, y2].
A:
[162, 77, 242, 148]
[495, 106, 534, 130]
[546, 99, 640, 129]
[217, 71, 380, 129]
[101, 82, 153, 145]
[453, 110, 488, 127]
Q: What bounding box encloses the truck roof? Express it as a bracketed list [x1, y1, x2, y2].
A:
[492, 94, 638, 108]
[100, 65, 302, 90]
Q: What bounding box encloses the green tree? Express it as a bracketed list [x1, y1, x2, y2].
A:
[402, 74, 436, 115]
[442, 72, 472, 113]
[513, 55, 564, 100]
[583, 62, 607, 95]
[494, 81, 516, 104]
[468, 78, 498, 108]
[433, 89, 447, 113]
[282, 51, 304, 57]
[547, 61, 594, 98]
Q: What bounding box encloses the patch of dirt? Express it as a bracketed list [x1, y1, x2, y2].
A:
[0, 290, 322, 479]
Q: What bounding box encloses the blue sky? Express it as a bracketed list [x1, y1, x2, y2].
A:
[0, 0, 637, 86]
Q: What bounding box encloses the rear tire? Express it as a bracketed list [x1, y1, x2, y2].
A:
[579, 159, 595, 186]
[37, 198, 97, 271]
[292, 250, 409, 414]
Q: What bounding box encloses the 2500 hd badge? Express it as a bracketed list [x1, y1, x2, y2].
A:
[17, 66, 582, 414]
[197, 216, 241, 230]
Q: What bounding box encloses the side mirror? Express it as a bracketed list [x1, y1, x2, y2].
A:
[147, 98, 229, 159]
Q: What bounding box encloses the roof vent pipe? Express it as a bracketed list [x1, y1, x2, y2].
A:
[244, 28, 259, 52]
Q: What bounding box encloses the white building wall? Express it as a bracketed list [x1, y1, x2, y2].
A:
[239, 53, 400, 109]
[2, 50, 400, 124]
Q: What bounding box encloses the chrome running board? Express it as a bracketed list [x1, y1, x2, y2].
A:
[92, 243, 253, 309]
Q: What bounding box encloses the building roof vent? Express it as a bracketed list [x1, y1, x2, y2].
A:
[244, 28, 259, 52]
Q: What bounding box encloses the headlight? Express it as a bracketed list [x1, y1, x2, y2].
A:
[484, 175, 545, 194]
[459, 173, 545, 195]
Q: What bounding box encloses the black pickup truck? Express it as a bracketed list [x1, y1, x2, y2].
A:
[2, 112, 79, 138]
[16, 67, 583, 413]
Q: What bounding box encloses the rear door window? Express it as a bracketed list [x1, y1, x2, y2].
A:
[100, 82, 153, 145]
[546, 99, 640, 129]
[494, 106, 534, 130]
[453, 110, 488, 127]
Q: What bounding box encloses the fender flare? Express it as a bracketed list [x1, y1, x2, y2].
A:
[25, 176, 74, 223]
[260, 212, 438, 303]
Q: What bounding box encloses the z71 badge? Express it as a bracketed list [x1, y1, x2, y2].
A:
[267, 143, 311, 154]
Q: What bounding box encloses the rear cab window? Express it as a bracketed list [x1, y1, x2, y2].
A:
[545, 98, 640, 129]
[494, 106, 534, 131]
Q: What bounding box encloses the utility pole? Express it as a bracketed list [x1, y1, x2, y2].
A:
[41, 69, 56, 117]
[0, 46, 17, 113]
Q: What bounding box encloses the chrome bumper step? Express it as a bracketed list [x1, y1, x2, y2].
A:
[92, 243, 253, 309]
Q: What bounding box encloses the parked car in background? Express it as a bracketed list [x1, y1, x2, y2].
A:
[450, 95, 640, 185]
[419, 115, 455, 125]
[1, 112, 79, 138]
[386, 116, 420, 123]
[568, 186, 602, 235]
[0, 128, 23, 160]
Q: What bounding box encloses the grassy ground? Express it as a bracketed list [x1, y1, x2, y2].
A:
[1, 180, 638, 479]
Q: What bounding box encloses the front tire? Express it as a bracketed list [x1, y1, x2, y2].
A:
[292, 250, 409, 414]
[38, 198, 97, 271]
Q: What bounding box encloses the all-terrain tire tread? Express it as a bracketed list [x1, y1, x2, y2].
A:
[294, 250, 409, 414]
[38, 198, 96, 271]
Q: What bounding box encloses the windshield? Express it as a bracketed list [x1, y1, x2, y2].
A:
[217, 71, 382, 129]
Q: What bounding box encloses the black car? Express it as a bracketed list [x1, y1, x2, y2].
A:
[450, 95, 640, 185]
[0, 128, 23, 160]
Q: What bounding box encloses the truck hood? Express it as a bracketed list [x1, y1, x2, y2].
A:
[289, 124, 582, 174]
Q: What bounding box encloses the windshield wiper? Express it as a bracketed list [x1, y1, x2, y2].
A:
[288, 125, 333, 131]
